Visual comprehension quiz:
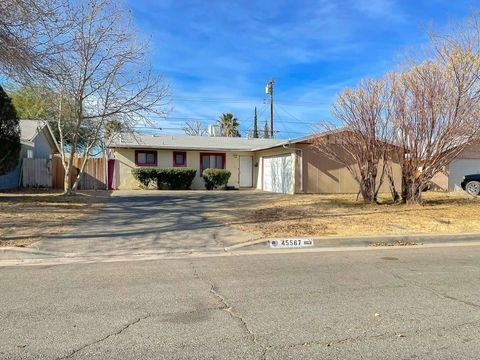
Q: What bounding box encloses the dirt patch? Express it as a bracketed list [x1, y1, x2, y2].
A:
[370, 241, 419, 247]
[207, 192, 480, 238]
[0, 190, 110, 247]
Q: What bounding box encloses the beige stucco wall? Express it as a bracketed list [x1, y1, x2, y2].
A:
[111, 142, 403, 194]
[430, 170, 448, 191]
[296, 143, 402, 194]
[113, 148, 254, 190]
[455, 141, 480, 160]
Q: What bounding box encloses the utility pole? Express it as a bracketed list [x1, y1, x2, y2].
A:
[265, 79, 274, 137]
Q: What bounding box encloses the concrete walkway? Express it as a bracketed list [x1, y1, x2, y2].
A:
[26, 190, 260, 258]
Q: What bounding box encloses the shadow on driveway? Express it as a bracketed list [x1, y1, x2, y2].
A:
[33, 190, 277, 256]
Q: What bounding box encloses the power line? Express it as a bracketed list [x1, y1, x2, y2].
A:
[276, 104, 318, 125]
[132, 125, 308, 135]
[172, 96, 328, 107]
[149, 115, 317, 126]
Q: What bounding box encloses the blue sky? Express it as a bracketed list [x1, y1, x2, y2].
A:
[126, 0, 473, 138]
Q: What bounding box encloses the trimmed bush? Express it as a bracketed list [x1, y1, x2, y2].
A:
[132, 167, 197, 190]
[157, 168, 196, 190]
[202, 168, 231, 190]
[131, 168, 158, 188]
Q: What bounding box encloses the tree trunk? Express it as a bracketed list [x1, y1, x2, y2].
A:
[401, 175, 423, 204]
[63, 156, 74, 195]
[72, 154, 90, 192]
[386, 163, 400, 203]
[406, 192, 423, 205]
[360, 181, 375, 204]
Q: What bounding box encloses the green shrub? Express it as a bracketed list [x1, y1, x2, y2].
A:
[132, 167, 197, 190]
[202, 168, 231, 190]
[157, 168, 197, 190]
[131, 168, 158, 188]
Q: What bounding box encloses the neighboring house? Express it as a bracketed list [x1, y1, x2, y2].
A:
[107, 131, 403, 194]
[0, 120, 59, 189]
[445, 141, 480, 192]
[419, 141, 480, 192]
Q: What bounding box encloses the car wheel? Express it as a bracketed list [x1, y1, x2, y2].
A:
[465, 181, 480, 196]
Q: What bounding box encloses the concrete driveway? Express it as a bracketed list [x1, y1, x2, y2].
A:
[32, 190, 274, 257]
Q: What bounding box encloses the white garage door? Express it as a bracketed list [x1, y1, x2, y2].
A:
[449, 159, 480, 192]
[263, 154, 293, 194]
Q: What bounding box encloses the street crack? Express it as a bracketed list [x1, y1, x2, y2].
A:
[189, 260, 271, 359]
[383, 268, 480, 310]
[57, 314, 151, 359]
[284, 331, 393, 350]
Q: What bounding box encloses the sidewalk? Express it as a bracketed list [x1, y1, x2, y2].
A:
[2, 232, 480, 267]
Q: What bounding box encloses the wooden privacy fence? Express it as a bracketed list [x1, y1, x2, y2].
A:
[22, 158, 52, 188]
[52, 155, 107, 190]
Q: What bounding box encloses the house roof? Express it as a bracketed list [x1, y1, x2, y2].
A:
[19, 120, 60, 152]
[108, 133, 289, 152]
[19, 120, 42, 143]
[283, 128, 403, 149]
[282, 128, 353, 145]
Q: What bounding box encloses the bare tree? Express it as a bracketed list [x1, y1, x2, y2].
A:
[313, 79, 395, 204]
[385, 13, 480, 204]
[1, 0, 169, 194]
[314, 13, 480, 205]
[390, 61, 480, 204]
[49, 0, 170, 194]
[0, 0, 67, 81]
[183, 120, 207, 136]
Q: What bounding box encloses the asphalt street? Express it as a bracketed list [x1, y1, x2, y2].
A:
[1, 245, 480, 359]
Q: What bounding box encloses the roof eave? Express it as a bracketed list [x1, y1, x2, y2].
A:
[21, 140, 34, 147]
[108, 145, 259, 152]
[251, 142, 289, 151]
[43, 121, 61, 153]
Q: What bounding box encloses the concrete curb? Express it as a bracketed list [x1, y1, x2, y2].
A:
[225, 232, 480, 251]
[3, 232, 480, 267]
[3, 240, 480, 267]
[224, 238, 267, 251]
[0, 246, 228, 261]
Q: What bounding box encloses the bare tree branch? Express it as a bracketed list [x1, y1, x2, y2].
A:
[183, 120, 207, 136]
[312, 78, 396, 204]
[2, 0, 170, 194]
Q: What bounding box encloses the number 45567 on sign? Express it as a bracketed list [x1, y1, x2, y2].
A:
[269, 239, 314, 248]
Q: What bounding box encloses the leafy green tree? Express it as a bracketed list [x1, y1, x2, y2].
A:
[263, 119, 270, 139]
[218, 112, 241, 137]
[253, 107, 259, 138]
[10, 86, 94, 150]
[10, 87, 52, 119]
[104, 119, 123, 143]
[0, 86, 21, 175]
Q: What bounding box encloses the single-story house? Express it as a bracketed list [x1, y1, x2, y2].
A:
[0, 120, 59, 189]
[107, 132, 402, 194]
[424, 141, 480, 192]
[445, 141, 480, 192]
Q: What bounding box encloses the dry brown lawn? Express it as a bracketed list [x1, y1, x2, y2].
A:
[0, 190, 110, 247]
[209, 192, 480, 239]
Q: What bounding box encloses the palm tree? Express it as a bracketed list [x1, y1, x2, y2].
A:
[217, 112, 241, 137]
